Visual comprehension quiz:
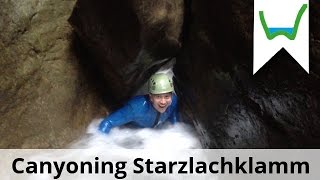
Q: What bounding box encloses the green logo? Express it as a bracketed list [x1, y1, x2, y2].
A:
[259, 4, 308, 40]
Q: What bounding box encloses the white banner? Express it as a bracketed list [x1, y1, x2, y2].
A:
[253, 0, 309, 74]
[1, 149, 319, 180]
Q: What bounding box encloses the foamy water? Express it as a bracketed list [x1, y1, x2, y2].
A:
[70, 119, 202, 149]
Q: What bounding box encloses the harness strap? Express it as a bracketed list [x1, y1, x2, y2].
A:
[152, 112, 161, 128]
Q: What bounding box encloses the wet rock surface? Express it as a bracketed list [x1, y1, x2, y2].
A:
[68, 0, 184, 103]
[0, 0, 106, 148]
[175, 0, 320, 148]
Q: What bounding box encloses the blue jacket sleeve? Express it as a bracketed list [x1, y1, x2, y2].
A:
[168, 95, 179, 124]
[99, 103, 134, 134]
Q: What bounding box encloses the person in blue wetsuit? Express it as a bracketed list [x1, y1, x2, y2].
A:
[99, 73, 179, 134]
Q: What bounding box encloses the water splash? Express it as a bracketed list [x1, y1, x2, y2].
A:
[70, 119, 202, 149]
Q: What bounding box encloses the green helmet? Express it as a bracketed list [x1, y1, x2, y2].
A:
[148, 73, 174, 94]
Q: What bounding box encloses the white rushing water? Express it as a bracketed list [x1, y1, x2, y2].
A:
[70, 119, 202, 149]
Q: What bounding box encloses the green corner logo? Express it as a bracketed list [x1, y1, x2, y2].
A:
[259, 4, 308, 40]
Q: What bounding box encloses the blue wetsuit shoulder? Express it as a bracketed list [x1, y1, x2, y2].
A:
[99, 94, 179, 133]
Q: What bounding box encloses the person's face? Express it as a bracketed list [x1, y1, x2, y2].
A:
[149, 93, 173, 113]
